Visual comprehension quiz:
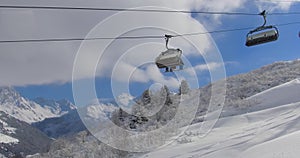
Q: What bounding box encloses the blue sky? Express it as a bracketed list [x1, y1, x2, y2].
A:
[0, 1, 299, 104]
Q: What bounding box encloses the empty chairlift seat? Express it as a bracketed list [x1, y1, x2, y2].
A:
[155, 48, 184, 71]
[246, 28, 279, 47]
[245, 10, 279, 47]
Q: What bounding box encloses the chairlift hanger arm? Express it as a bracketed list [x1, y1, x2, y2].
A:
[260, 10, 267, 27]
[164, 34, 173, 49]
[249, 10, 276, 34]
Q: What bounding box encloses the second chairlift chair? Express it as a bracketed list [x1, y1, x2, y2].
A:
[155, 35, 184, 72]
[246, 10, 279, 47]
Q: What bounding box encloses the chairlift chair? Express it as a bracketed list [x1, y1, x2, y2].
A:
[246, 26, 279, 46]
[155, 35, 184, 72]
[246, 10, 279, 47]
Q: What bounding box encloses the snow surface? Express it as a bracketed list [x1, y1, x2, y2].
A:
[140, 79, 300, 158]
[242, 131, 300, 158]
[0, 133, 18, 144]
[247, 78, 300, 112]
[0, 119, 16, 134]
[0, 153, 7, 158]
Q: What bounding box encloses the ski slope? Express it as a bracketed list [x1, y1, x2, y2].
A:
[247, 78, 300, 112]
[141, 79, 300, 158]
[242, 131, 300, 158]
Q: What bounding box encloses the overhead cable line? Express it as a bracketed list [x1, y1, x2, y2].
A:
[1, 5, 300, 16]
[0, 5, 257, 15]
[0, 21, 299, 44]
[0, 36, 164, 43]
[268, 12, 300, 15]
[173, 21, 300, 37]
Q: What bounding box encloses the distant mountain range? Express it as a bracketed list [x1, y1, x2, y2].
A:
[0, 86, 119, 157]
[0, 87, 76, 123]
[34, 97, 76, 116]
[33, 102, 118, 138]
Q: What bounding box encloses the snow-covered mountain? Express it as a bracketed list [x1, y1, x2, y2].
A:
[0, 87, 75, 123]
[141, 79, 300, 158]
[34, 97, 76, 116]
[33, 110, 85, 138]
[225, 60, 300, 101]
[82, 100, 118, 120]
[34, 100, 118, 138]
[197, 60, 300, 120]
[0, 111, 51, 158]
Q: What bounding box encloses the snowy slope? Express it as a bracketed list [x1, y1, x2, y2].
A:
[246, 78, 300, 112]
[242, 131, 300, 158]
[0, 87, 74, 123]
[0, 112, 51, 158]
[33, 110, 86, 138]
[0, 115, 18, 146]
[0, 133, 18, 144]
[141, 80, 300, 158]
[141, 102, 300, 158]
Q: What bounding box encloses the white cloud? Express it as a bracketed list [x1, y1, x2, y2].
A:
[184, 62, 224, 76]
[254, 0, 300, 11]
[0, 0, 296, 86]
[111, 61, 180, 89]
[195, 62, 223, 71]
[145, 65, 180, 88]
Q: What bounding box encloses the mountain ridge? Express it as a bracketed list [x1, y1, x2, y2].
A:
[0, 87, 75, 123]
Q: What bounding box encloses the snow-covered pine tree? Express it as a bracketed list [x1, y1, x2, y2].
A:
[179, 80, 190, 95]
[162, 85, 172, 105]
[142, 89, 151, 105]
